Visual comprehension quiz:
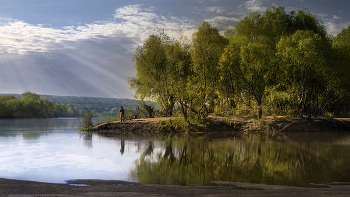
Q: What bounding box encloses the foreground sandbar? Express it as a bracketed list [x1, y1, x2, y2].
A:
[1, 178, 350, 196]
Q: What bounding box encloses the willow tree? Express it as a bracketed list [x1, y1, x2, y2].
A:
[328, 26, 350, 117]
[166, 37, 192, 120]
[220, 6, 332, 118]
[189, 21, 228, 118]
[332, 25, 350, 91]
[276, 30, 330, 117]
[220, 6, 289, 118]
[128, 30, 176, 116]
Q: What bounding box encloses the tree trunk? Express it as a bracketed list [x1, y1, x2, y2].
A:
[179, 100, 188, 122]
[257, 99, 262, 119]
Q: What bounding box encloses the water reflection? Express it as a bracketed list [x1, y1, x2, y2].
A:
[1, 117, 350, 187]
[126, 133, 350, 187]
[0, 118, 79, 138]
[0, 118, 135, 183]
[81, 132, 93, 149]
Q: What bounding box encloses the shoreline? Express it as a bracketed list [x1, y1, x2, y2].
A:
[1, 178, 350, 196]
[91, 116, 350, 136]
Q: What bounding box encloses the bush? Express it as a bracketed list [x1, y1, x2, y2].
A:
[158, 118, 189, 130]
[81, 111, 93, 129]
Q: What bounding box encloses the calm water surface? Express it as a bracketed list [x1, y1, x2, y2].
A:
[1, 118, 350, 187]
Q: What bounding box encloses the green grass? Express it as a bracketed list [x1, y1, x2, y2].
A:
[79, 126, 94, 131]
[158, 119, 169, 125]
[158, 117, 220, 131]
[97, 115, 119, 124]
[158, 117, 189, 130]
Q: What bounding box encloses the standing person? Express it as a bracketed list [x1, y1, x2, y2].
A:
[120, 106, 125, 122]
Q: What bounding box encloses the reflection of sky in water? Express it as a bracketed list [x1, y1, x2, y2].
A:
[0, 118, 161, 183]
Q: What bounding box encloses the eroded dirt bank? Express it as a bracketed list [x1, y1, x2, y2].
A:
[92, 116, 350, 136]
[2, 178, 350, 197]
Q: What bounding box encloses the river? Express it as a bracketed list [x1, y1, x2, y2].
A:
[1, 118, 350, 187]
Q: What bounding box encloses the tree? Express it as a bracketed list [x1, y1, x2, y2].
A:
[0, 95, 15, 117]
[21, 91, 40, 101]
[128, 29, 176, 117]
[6, 99, 23, 117]
[276, 30, 330, 117]
[53, 103, 63, 117]
[81, 111, 93, 128]
[166, 37, 192, 121]
[332, 25, 350, 91]
[220, 7, 286, 118]
[66, 104, 74, 116]
[219, 6, 331, 118]
[328, 25, 350, 117]
[189, 21, 228, 118]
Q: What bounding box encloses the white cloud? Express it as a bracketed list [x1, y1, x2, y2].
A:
[113, 4, 196, 40]
[206, 7, 225, 14]
[114, 4, 142, 17]
[0, 4, 197, 55]
[333, 15, 341, 20]
[325, 20, 349, 36]
[245, 0, 268, 12]
[144, 6, 156, 12]
[205, 16, 241, 32]
[317, 14, 349, 36]
[318, 13, 329, 17]
[194, 0, 220, 3]
[0, 4, 199, 98]
[227, 0, 269, 17]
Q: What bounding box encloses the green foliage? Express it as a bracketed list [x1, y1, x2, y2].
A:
[276, 30, 331, 117]
[252, 118, 270, 130]
[0, 92, 79, 118]
[140, 101, 155, 118]
[21, 91, 40, 101]
[98, 115, 119, 124]
[40, 95, 142, 117]
[157, 117, 189, 130]
[189, 21, 228, 117]
[129, 29, 192, 119]
[129, 29, 177, 117]
[158, 119, 168, 125]
[129, 5, 350, 120]
[80, 111, 93, 130]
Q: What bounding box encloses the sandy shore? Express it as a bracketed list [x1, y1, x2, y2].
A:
[1, 178, 350, 196]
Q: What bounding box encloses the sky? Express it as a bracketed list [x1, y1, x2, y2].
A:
[0, 0, 349, 99]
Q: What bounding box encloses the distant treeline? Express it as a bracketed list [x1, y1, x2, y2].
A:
[1, 93, 146, 117]
[129, 6, 350, 120]
[0, 91, 80, 118]
[40, 95, 142, 117]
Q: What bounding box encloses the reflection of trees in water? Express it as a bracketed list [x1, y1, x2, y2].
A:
[130, 135, 350, 187]
[0, 118, 80, 138]
[22, 131, 44, 140]
[120, 138, 125, 155]
[162, 141, 175, 164]
[81, 132, 93, 149]
[142, 141, 154, 157]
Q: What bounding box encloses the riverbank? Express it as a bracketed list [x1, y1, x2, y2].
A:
[2, 178, 350, 196]
[91, 115, 350, 136]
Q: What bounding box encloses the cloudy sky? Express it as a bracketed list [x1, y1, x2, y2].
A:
[0, 0, 348, 98]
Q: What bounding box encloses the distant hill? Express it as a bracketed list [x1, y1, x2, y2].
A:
[41, 95, 143, 117]
[0, 94, 147, 117]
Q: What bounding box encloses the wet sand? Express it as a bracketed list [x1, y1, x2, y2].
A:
[1, 178, 350, 196]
